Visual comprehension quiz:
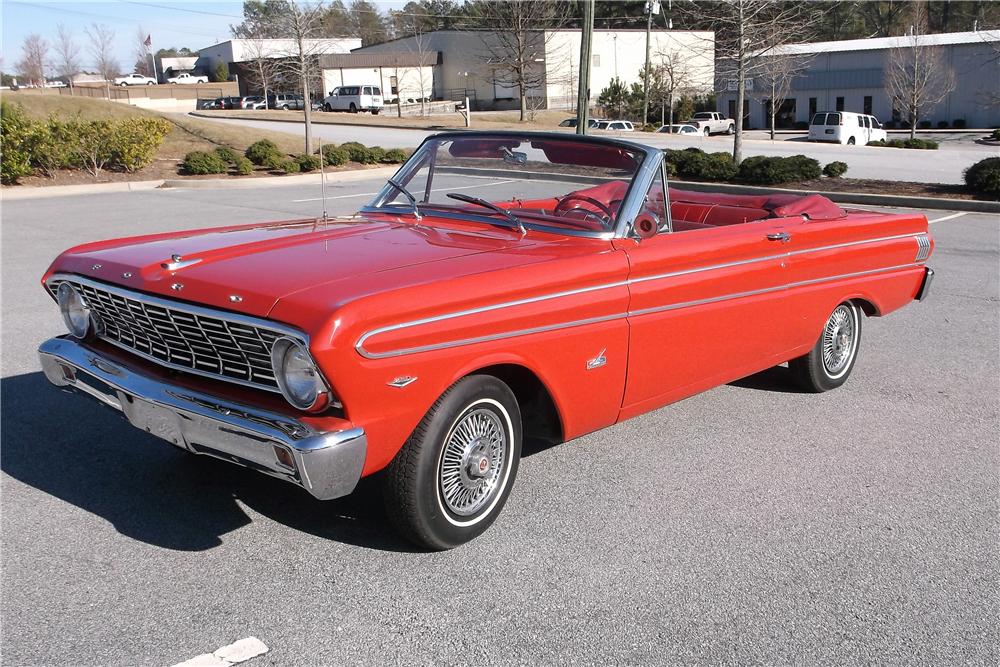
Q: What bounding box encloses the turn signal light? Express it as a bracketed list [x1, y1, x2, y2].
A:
[273, 445, 295, 469]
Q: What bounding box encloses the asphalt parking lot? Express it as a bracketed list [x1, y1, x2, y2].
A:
[1, 179, 997, 665]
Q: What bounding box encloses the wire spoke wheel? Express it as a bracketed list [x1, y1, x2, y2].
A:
[822, 304, 856, 376]
[438, 407, 507, 517]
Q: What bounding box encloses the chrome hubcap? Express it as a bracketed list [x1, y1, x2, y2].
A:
[822, 305, 855, 375]
[439, 408, 506, 516]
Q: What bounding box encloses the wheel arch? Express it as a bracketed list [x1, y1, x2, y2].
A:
[457, 362, 564, 445]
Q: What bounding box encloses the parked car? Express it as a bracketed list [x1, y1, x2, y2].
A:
[268, 93, 305, 110]
[685, 112, 735, 136]
[168, 72, 208, 85]
[37, 131, 934, 550]
[203, 96, 240, 110]
[239, 95, 266, 109]
[558, 118, 601, 128]
[322, 85, 384, 114]
[596, 120, 634, 131]
[808, 111, 888, 145]
[657, 123, 700, 135]
[114, 73, 157, 86]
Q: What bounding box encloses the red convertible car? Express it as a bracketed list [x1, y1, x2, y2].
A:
[38, 132, 934, 549]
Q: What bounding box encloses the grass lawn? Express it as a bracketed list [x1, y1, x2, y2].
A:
[7, 94, 315, 186]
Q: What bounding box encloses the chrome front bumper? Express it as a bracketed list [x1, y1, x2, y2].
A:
[38, 337, 366, 501]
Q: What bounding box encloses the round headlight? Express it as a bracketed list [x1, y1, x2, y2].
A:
[271, 337, 331, 411]
[57, 282, 92, 339]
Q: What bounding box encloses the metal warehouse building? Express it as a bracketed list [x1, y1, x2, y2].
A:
[717, 30, 1000, 129]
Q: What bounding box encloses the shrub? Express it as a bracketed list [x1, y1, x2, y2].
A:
[181, 150, 228, 175]
[871, 138, 938, 150]
[823, 161, 848, 178]
[382, 148, 408, 163]
[295, 153, 322, 172]
[214, 146, 239, 164]
[213, 62, 229, 83]
[963, 157, 1000, 197]
[918, 120, 932, 129]
[234, 156, 254, 175]
[641, 123, 657, 132]
[990, 128, 1000, 141]
[245, 139, 283, 166]
[793, 121, 809, 130]
[1, 103, 35, 184]
[28, 116, 74, 178]
[367, 146, 387, 163]
[937, 121, 949, 129]
[108, 117, 172, 172]
[738, 154, 821, 185]
[340, 141, 374, 163]
[321, 146, 350, 166]
[281, 158, 301, 174]
[66, 118, 115, 176]
[953, 118, 966, 129]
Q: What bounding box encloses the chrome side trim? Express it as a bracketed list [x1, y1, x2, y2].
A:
[915, 233, 931, 262]
[357, 262, 924, 359]
[38, 336, 365, 501]
[356, 232, 927, 358]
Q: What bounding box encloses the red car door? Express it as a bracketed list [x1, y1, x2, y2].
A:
[614, 177, 798, 420]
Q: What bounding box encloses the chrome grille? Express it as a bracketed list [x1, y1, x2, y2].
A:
[47, 278, 296, 392]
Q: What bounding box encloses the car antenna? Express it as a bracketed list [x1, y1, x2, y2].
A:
[317, 134, 329, 223]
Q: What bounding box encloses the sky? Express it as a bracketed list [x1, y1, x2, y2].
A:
[1, 0, 407, 75]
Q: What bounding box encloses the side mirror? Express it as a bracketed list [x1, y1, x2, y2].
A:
[633, 213, 659, 240]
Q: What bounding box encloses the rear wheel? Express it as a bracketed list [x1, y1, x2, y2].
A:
[281, 104, 290, 110]
[789, 301, 862, 392]
[323, 103, 332, 112]
[727, 123, 734, 135]
[847, 136, 856, 145]
[382, 375, 522, 550]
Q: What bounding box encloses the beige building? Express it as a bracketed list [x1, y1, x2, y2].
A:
[353, 29, 715, 111]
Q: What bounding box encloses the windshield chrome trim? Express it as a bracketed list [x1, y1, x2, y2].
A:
[360, 205, 616, 240]
[613, 148, 665, 239]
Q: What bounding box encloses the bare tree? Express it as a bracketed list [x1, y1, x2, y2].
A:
[654, 49, 696, 128]
[243, 35, 282, 108]
[886, 38, 955, 138]
[85, 23, 120, 83]
[16, 34, 48, 86]
[133, 27, 154, 77]
[754, 47, 813, 140]
[53, 25, 80, 87]
[273, 2, 328, 153]
[682, 1, 818, 163]
[473, 0, 569, 122]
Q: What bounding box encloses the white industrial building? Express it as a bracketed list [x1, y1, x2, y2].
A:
[351, 29, 715, 111]
[318, 52, 439, 104]
[717, 30, 1000, 129]
[196, 38, 361, 77]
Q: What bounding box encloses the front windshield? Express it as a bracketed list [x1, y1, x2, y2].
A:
[369, 135, 644, 234]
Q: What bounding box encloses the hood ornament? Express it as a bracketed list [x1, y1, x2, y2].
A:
[161, 254, 202, 271]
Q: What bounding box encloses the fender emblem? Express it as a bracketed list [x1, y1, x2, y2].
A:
[388, 376, 418, 388]
[586, 349, 607, 370]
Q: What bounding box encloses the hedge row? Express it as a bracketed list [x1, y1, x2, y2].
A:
[664, 148, 835, 185]
[870, 138, 939, 150]
[1, 101, 172, 184]
[964, 157, 1000, 197]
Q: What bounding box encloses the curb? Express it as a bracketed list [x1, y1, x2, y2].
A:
[1, 179, 164, 201]
[160, 166, 398, 189]
[674, 180, 1000, 213]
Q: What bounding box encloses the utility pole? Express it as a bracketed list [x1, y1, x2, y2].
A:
[575, 0, 594, 135]
[642, 1, 660, 125]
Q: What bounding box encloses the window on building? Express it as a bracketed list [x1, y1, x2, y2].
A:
[809, 97, 817, 118]
[390, 76, 398, 95]
[863, 95, 872, 115]
[592, 54, 600, 67]
[836, 96, 845, 112]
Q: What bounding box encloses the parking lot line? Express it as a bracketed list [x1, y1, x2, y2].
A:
[171, 637, 269, 667]
[928, 212, 969, 224]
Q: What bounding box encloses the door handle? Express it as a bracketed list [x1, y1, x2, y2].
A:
[767, 232, 791, 243]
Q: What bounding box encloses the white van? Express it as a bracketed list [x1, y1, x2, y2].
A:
[322, 85, 384, 114]
[808, 111, 887, 145]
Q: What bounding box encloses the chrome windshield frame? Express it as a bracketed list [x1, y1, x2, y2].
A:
[362, 131, 663, 240]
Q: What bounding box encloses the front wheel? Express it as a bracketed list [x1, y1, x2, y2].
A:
[382, 375, 522, 550]
[847, 136, 856, 145]
[349, 103, 358, 113]
[703, 127, 711, 137]
[789, 301, 862, 392]
[371, 108, 380, 115]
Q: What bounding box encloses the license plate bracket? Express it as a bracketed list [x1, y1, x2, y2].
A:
[123, 397, 187, 449]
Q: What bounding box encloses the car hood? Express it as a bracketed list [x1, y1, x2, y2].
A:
[48, 217, 524, 318]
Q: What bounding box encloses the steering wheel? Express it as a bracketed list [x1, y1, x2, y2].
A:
[555, 194, 616, 222]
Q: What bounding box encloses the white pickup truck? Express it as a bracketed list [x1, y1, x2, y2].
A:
[167, 73, 209, 85]
[114, 73, 156, 86]
[685, 112, 735, 136]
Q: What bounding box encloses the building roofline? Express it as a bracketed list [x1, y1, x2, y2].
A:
[771, 29, 1000, 55]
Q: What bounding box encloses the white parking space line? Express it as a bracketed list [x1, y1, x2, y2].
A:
[928, 212, 969, 224]
[171, 637, 269, 667]
[292, 179, 515, 203]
